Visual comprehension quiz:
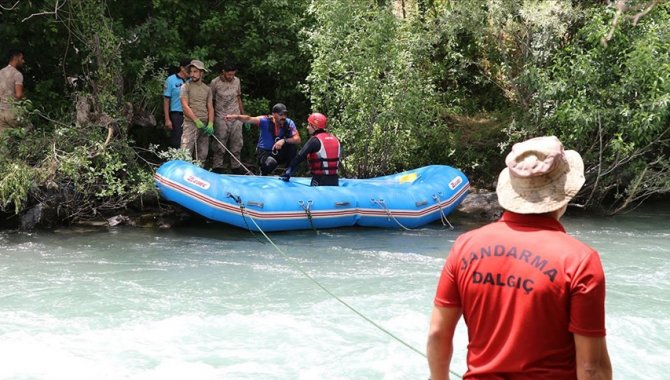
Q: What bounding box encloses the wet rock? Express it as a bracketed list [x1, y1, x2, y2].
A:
[20, 203, 45, 230]
[456, 189, 503, 221]
[20, 203, 58, 230]
[107, 215, 134, 227]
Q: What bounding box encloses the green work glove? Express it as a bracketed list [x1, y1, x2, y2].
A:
[206, 121, 214, 136]
[243, 122, 251, 131]
[194, 119, 205, 130]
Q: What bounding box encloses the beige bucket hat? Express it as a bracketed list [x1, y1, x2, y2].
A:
[188, 59, 208, 72]
[496, 136, 585, 214]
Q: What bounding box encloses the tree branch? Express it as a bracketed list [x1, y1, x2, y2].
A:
[0, 0, 19, 11]
[21, 0, 67, 22]
[628, 0, 659, 25]
[602, 0, 667, 46]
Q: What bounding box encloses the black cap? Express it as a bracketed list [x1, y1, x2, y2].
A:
[223, 60, 237, 72]
[272, 103, 288, 115]
[213, 60, 238, 73]
[179, 58, 192, 68]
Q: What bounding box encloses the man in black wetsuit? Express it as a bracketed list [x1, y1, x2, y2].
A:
[280, 112, 341, 186]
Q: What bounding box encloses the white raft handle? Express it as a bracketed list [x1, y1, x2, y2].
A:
[247, 201, 264, 208]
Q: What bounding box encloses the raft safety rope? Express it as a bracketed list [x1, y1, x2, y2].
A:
[226, 192, 264, 244]
[298, 200, 318, 234]
[231, 197, 463, 378]
[371, 198, 410, 231]
[243, 215, 453, 371]
[169, 139, 463, 378]
[212, 135, 256, 175]
[432, 193, 454, 230]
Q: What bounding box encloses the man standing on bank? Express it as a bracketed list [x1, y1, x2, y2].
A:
[179, 60, 214, 162]
[0, 48, 26, 134]
[427, 136, 612, 380]
[209, 60, 245, 174]
[162, 58, 190, 148]
[280, 113, 340, 186]
[225, 103, 300, 175]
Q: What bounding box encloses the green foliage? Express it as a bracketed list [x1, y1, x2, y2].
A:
[0, 161, 38, 214]
[0, 0, 157, 223]
[1, 0, 669, 222]
[125, 57, 166, 115]
[148, 144, 198, 163]
[530, 4, 670, 211]
[116, 0, 312, 120]
[306, 0, 442, 177]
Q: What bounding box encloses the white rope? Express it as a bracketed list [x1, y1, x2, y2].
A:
[244, 216, 431, 361]
[371, 198, 411, 230]
[433, 194, 454, 230]
[211, 134, 255, 175]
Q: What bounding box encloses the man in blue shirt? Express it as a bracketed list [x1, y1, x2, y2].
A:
[162, 58, 191, 148]
[225, 103, 301, 175]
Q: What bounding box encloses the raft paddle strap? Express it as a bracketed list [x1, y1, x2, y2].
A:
[371, 199, 410, 231]
[298, 200, 317, 234]
[433, 193, 454, 230]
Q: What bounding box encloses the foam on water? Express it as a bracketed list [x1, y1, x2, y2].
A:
[0, 209, 668, 379]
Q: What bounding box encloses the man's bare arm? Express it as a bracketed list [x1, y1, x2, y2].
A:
[574, 334, 612, 380]
[427, 306, 462, 380]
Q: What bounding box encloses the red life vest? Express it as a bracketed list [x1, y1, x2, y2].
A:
[307, 131, 340, 175]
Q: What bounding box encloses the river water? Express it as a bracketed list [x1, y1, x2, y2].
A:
[0, 207, 668, 379]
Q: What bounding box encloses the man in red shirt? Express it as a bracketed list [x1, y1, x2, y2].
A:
[427, 136, 612, 380]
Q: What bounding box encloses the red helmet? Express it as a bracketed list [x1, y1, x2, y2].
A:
[307, 113, 328, 129]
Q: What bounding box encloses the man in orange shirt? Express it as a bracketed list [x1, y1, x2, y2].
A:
[428, 136, 612, 380]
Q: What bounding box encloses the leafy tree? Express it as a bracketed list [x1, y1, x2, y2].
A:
[0, 0, 315, 225]
[532, 4, 670, 213]
[1, 0, 669, 225]
[0, 0, 161, 223]
[305, 0, 441, 177]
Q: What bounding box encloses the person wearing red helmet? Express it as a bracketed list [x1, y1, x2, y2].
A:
[280, 112, 341, 186]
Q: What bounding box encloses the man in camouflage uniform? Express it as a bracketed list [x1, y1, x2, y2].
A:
[209, 60, 245, 174]
[0, 49, 25, 134]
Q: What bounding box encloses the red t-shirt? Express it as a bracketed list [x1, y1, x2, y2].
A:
[434, 212, 607, 379]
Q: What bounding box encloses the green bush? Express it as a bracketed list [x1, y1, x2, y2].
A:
[305, 0, 442, 177]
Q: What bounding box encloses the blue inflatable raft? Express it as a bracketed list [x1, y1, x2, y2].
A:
[155, 160, 470, 232]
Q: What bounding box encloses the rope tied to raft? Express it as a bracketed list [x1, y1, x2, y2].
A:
[227, 192, 263, 242]
[433, 193, 454, 230]
[244, 215, 453, 375]
[298, 200, 318, 234]
[212, 135, 255, 175]
[371, 198, 410, 231]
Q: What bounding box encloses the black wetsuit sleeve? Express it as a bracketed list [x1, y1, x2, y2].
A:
[287, 137, 321, 173]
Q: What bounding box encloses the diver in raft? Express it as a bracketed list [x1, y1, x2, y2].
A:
[280, 112, 341, 186]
